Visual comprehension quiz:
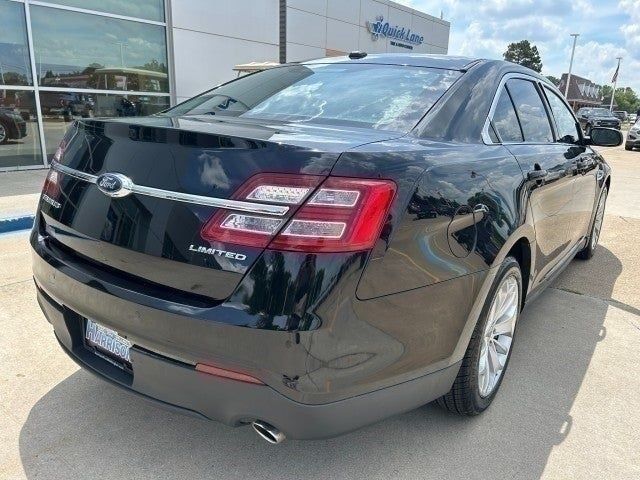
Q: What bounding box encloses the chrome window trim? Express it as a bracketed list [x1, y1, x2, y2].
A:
[51, 162, 290, 216]
[481, 72, 555, 146]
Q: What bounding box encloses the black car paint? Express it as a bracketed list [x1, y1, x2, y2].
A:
[31, 55, 610, 438]
[0, 108, 27, 142]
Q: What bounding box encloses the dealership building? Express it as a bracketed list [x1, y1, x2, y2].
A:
[0, 0, 450, 171]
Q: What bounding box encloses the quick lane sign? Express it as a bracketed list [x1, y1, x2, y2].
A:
[366, 15, 424, 48]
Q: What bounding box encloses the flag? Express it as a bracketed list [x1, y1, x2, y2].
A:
[612, 63, 619, 83]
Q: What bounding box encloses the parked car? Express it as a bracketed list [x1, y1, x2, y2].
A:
[40, 93, 94, 120]
[626, 122, 640, 151]
[629, 113, 637, 124]
[32, 54, 620, 442]
[613, 110, 628, 122]
[0, 107, 28, 145]
[576, 107, 621, 134]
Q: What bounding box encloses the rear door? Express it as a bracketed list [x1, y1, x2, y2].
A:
[490, 77, 577, 285]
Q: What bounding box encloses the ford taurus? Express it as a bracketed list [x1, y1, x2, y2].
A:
[31, 54, 622, 443]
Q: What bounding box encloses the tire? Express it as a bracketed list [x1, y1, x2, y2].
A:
[625, 144, 633, 151]
[437, 256, 522, 415]
[577, 187, 607, 260]
[0, 122, 8, 145]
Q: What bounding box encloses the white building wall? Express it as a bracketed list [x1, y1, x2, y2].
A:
[287, 0, 450, 62]
[170, 0, 280, 102]
[169, 0, 449, 102]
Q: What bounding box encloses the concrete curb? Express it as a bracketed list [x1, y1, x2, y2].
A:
[0, 215, 35, 234]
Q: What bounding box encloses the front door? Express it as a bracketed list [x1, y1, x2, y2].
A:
[490, 78, 577, 286]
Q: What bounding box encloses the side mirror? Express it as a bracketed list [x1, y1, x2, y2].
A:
[588, 127, 623, 147]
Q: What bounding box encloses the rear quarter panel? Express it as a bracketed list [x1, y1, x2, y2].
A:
[341, 141, 529, 299]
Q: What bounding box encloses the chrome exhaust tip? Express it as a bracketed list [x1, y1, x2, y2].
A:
[252, 420, 286, 444]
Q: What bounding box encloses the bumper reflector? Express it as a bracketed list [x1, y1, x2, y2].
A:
[195, 363, 264, 385]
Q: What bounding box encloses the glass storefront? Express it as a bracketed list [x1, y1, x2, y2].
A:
[40, 91, 169, 158]
[0, 0, 170, 170]
[0, 89, 41, 167]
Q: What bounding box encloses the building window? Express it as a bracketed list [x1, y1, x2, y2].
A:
[0, 0, 170, 170]
[39, 91, 169, 158]
[0, 0, 32, 86]
[42, 0, 165, 22]
[0, 89, 42, 168]
[31, 6, 168, 92]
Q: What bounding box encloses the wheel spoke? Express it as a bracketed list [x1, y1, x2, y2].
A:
[493, 336, 511, 355]
[493, 316, 514, 336]
[487, 342, 501, 375]
[478, 273, 519, 398]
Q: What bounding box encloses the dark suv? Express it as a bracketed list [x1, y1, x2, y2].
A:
[32, 54, 621, 443]
[576, 107, 621, 134]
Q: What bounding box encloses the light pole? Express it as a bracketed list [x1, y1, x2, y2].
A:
[609, 57, 622, 112]
[564, 33, 579, 98]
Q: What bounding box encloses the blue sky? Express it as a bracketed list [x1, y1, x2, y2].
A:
[397, 0, 640, 92]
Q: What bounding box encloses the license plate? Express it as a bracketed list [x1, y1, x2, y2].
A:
[85, 319, 132, 365]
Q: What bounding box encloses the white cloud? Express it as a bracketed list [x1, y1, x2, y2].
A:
[394, 0, 640, 92]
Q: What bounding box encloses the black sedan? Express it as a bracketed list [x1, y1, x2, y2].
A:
[31, 54, 620, 442]
[0, 107, 28, 144]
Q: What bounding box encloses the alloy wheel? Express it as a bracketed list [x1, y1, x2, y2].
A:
[478, 273, 519, 397]
[0, 124, 6, 144]
[591, 191, 607, 250]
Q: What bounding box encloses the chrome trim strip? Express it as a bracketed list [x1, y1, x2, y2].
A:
[51, 163, 290, 216]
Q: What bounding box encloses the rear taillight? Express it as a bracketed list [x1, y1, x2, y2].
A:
[201, 174, 396, 253]
[42, 168, 60, 198]
[201, 173, 323, 248]
[52, 138, 67, 163]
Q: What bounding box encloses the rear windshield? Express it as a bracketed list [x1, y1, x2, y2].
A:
[165, 64, 461, 132]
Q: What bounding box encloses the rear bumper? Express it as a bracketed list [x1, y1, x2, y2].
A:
[36, 284, 459, 440]
[31, 226, 470, 439]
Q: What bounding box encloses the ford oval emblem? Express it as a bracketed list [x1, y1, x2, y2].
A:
[96, 173, 133, 198]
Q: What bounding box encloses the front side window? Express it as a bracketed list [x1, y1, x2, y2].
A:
[544, 87, 580, 144]
[167, 64, 462, 132]
[507, 79, 553, 143]
[491, 87, 523, 142]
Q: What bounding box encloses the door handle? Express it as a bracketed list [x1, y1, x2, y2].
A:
[527, 169, 548, 181]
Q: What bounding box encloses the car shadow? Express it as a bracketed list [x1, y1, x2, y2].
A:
[18, 246, 622, 480]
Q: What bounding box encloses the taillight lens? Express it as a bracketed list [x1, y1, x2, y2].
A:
[52, 138, 67, 163]
[201, 174, 396, 253]
[42, 168, 60, 198]
[270, 178, 396, 252]
[201, 173, 323, 248]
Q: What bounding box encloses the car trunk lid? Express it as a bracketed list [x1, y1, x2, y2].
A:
[39, 116, 396, 302]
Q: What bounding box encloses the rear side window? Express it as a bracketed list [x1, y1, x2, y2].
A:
[544, 87, 580, 144]
[491, 87, 523, 142]
[506, 79, 553, 143]
[166, 64, 462, 132]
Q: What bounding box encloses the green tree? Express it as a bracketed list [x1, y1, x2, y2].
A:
[614, 87, 639, 113]
[601, 85, 639, 113]
[503, 40, 543, 72]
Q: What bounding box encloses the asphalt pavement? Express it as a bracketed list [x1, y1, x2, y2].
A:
[1, 145, 639, 479]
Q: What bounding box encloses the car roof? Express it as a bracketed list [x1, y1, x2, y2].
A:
[302, 54, 481, 71]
